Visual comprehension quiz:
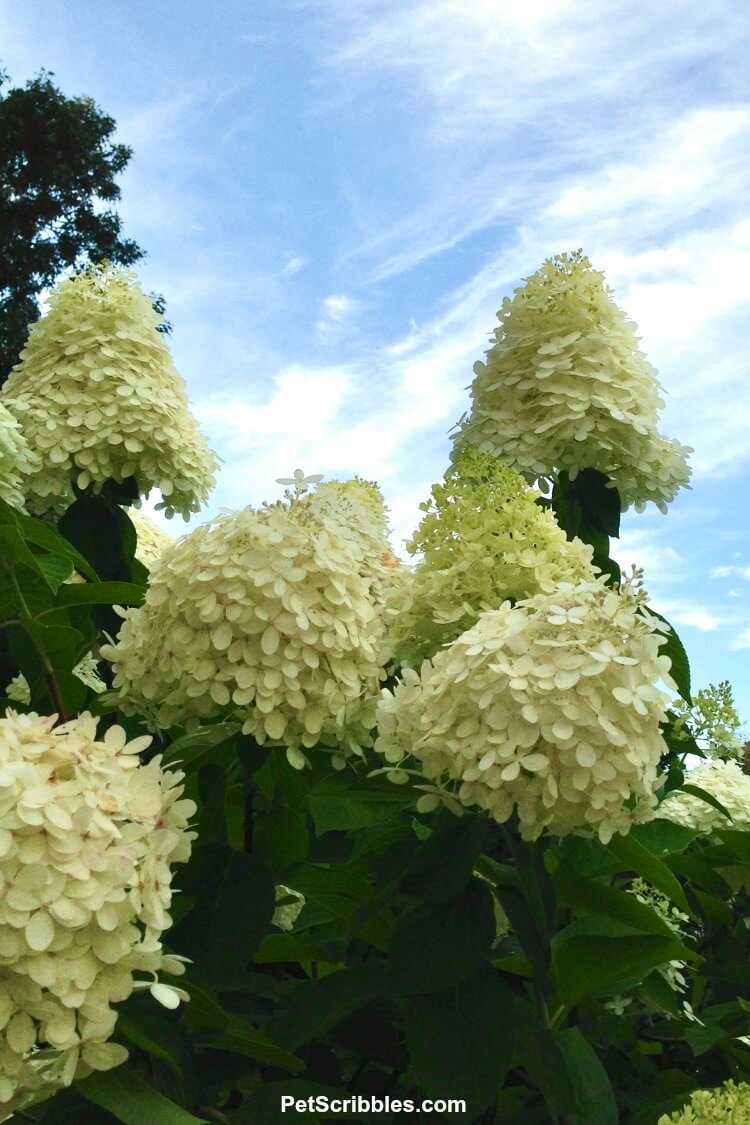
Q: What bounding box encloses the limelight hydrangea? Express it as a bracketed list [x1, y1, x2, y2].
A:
[272, 886, 306, 932]
[386, 445, 595, 666]
[659, 1081, 750, 1124]
[101, 490, 390, 764]
[376, 579, 674, 842]
[0, 710, 195, 1117]
[0, 265, 218, 519]
[452, 250, 692, 512]
[0, 403, 39, 512]
[656, 759, 750, 833]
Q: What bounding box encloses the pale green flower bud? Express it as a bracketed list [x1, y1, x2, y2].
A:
[386, 445, 596, 666]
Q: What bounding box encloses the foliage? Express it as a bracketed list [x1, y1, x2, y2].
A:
[0, 68, 165, 385]
[1, 251, 748, 1125]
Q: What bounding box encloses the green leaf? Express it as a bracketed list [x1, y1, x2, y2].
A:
[56, 580, 145, 607]
[19, 616, 84, 669]
[388, 878, 495, 993]
[171, 845, 275, 979]
[679, 784, 733, 822]
[269, 965, 387, 1050]
[307, 773, 408, 834]
[207, 1024, 303, 1072]
[7, 505, 98, 580]
[556, 1028, 618, 1124]
[716, 828, 750, 864]
[230, 1080, 350, 1123]
[630, 821, 698, 856]
[606, 831, 693, 915]
[553, 859, 678, 937]
[255, 803, 309, 871]
[34, 552, 74, 591]
[116, 1009, 185, 1076]
[647, 609, 691, 703]
[553, 933, 687, 1008]
[406, 965, 514, 1118]
[77, 1068, 208, 1124]
[161, 723, 241, 768]
[401, 812, 488, 903]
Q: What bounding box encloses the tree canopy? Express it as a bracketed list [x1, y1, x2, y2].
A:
[0, 68, 144, 382]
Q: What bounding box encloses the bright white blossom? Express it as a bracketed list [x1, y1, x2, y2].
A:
[658, 1080, 750, 1123]
[4, 652, 106, 707]
[657, 759, 750, 833]
[102, 488, 391, 763]
[0, 710, 195, 1116]
[0, 402, 39, 511]
[386, 445, 595, 666]
[452, 250, 692, 512]
[0, 265, 218, 519]
[376, 579, 674, 842]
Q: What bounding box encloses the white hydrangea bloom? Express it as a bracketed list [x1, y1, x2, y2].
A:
[0, 265, 218, 519]
[0, 710, 195, 1115]
[376, 580, 674, 842]
[0, 402, 39, 512]
[453, 250, 692, 513]
[101, 492, 389, 763]
[386, 445, 596, 666]
[656, 759, 750, 834]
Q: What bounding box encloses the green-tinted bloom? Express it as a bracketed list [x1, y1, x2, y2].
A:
[376, 579, 674, 842]
[453, 250, 691, 512]
[1, 265, 218, 519]
[387, 446, 595, 666]
[659, 1080, 750, 1123]
[657, 759, 750, 834]
[0, 402, 38, 511]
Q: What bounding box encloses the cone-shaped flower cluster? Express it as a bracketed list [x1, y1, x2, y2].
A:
[658, 1081, 750, 1124]
[102, 486, 392, 761]
[0, 711, 195, 1116]
[376, 579, 674, 842]
[386, 445, 596, 666]
[453, 251, 691, 512]
[0, 265, 218, 519]
[656, 759, 750, 833]
[0, 402, 38, 511]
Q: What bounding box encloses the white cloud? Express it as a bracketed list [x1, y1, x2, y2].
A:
[283, 257, 308, 275]
[731, 629, 750, 652]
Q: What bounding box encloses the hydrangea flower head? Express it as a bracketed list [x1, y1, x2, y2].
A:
[376, 579, 674, 842]
[1, 265, 218, 519]
[386, 445, 596, 665]
[127, 507, 174, 571]
[102, 488, 391, 763]
[657, 759, 750, 834]
[452, 251, 691, 512]
[658, 1080, 750, 1124]
[0, 402, 39, 511]
[0, 710, 195, 1115]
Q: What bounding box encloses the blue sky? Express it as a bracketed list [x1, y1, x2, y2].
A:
[2, 0, 749, 721]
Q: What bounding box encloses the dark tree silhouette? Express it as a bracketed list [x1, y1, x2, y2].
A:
[0, 68, 163, 384]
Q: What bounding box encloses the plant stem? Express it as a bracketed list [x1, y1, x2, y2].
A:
[7, 567, 67, 720]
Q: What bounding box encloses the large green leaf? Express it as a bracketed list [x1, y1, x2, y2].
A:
[56, 580, 145, 607]
[402, 811, 488, 903]
[553, 932, 687, 1008]
[406, 965, 515, 1118]
[307, 773, 408, 834]
[170, 845, 274, 978]
[269, 965, 387, 1050]
[553, 859, 679, 937]
[77, 1068, 208, 1124]
[388, 879, 495, 993]
[647, 608, 691, 703]
[605, 831, 692, 915]
[556, 1028, 618, 1124]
